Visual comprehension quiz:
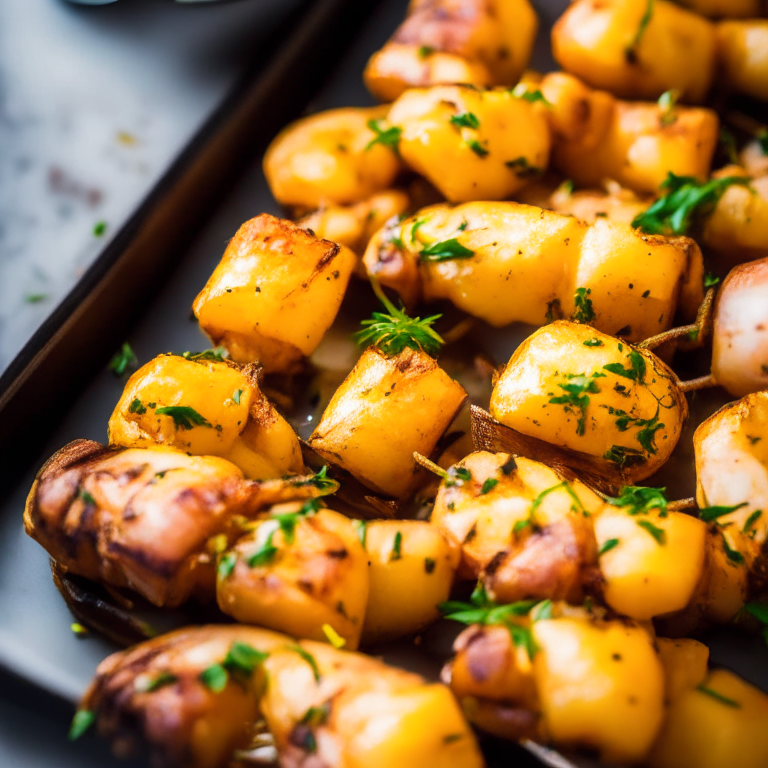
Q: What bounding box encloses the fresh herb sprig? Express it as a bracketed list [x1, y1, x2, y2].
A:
[155, 405, 212, 430]
[108, 342, 137, 377]
[366, 119, 402, 154]
[548, 371, 605, 436]
[625, 0, 654, 63]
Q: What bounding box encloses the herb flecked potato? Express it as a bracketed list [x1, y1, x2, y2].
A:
[386, 83, 551, 202]
[363, 0, 538, 101]
[552, 0, 717, 103]
[364, 200, 704, 341]
[79, 624, 485, 768]
[193, 214, 357, 373]
[108, 353, 303, 480]
[262, 106, 402, 209]
[490, 322, 689, 485]
[538, 72, 719, 194]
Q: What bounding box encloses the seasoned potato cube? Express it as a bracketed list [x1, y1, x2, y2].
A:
[717, 21, 768, 103]
[217, 504, 368, 650]
[532, 615, 664, 764]
[387, 84, 551, 202]
[308, 346, 467, 498]
[541, 72, 719, 194]
[490, 322, 688, 484]
[108, 353, 302, 480]
[594, 505, 707, 619]
[193, 214, 356, 373]
[263, 106, 402, 209]
[649, 669, 768, 768]
[361, 520, 458, 645]
[552, 0, 716, 102]
[655, 638, 709, 702]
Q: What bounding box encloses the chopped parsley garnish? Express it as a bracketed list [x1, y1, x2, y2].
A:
[637, 519, 666, 545]
[390, 531, 403, 561]
[598, 538, 620, 556]
[658, 89, 679, 126]
[68, 709, 95, 741]
[505, 157, 542, 178]
[232, 389, 243, 405]
[155, 405, 212, 430]
[79, 488, 96, 506]
[602, 349, 646, 383]
[480, 478, 498, 495]
[71, 622, 89, 637]
[625, 0, 654, 63]
[181, 348, 229, 362]
[548, 371, 605, 436]
[134, 671, 178, 693]
[704, 272, 720, 288]
[25, 293, 47, 303]
[353, 519, 367, 548]
[609, 485, 668, 516]
[571, 287, 595, 323]
[721, 533, 744, 565]
[516, 481, 587, 534]
[217, 552, 237, 580]
[288, 645, 321, 682]
[366, 119, 402, 154]
[445, 465, 473, 487]
[248, 502, 319, 567]
[583, 338, 604, 347]
[531, 599, 553, 621]
[108, 342, 137, 377]
[93, 221, 107, 237]
[466, 139, 488, 157]
[699, 502, 748, 523]
[603, 406, 663, 454]
[603, 445, 646, 468]
[509, 84, 551, 106]
[417, 45, 434, 58]
[129, 398, 146, 415]
[425, 557, 436, 574]
[696, 685, 740, 708]
[743, 510, 763, 535]
[199, 642, 269, 692]
[199, 663, 228, 693]
[450, 112, 479, 130]
[419, 237, 474, 262]
[291, 465, 339, 495]
[247, 530, 279, 568]
[632, 173, 752, 236]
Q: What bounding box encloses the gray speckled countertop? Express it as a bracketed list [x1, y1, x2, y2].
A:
[0, 0, 301, 375]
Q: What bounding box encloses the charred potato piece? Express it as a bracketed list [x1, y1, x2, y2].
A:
[717, 20, 768, 102]
[263, 106, 402, 208]
[308, 346, 467, 499]
[193, 214, 356, 373]
[365, 201, 703, 342]
[364, 0, 538, 101]
[711, 258, 768, 397]
[552, 0, 717, 103]
[540, 72, 719, 194]
[108, 354, 303, 480]
[23, 441, 315, 607]
[217, 503, 369, 650]
[490, 322, 688, 485]
[361, 519, 458, 644]
[387, 84, 551, 202]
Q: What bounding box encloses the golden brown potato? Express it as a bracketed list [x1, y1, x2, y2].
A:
[717, 20, 768, 102]
[263, 106, 402, 209]
[552, 0, 717, 102]
[675, 0, 763, 16]
[364, 0, 538, 101]
[364, 201, 704, 342]
[308, 346, 467, 498]
[490, 322, 688, 485]
[540, 72, 719, 194]
[80, 624, 485, 768]
[216, 503, 369, 650]
[193, 214, 356, 373]
[296, 189, 411, 257]
[108, 353, 303, 480]
[649, 669, 768, 768]
[655, 637, 709, 702]
[23, 441, 323, 607]
[711, 258, 768, 396]
[387, 84, 551, 202]
[361, 520, 458, 644]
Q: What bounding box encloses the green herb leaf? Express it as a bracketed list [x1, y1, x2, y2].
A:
[224, 642, 269, 679]
[354, 519, 367, 549]
[599, 538, 620, 556]
[232, 389, 243, 405]
[417, 45, 434, 58]
[583, 338, 604, 347]
[390, 531, 403, 561]
[696, 685, 740, 708]
[108, 342, 137, 377]
[247, 529, 279, 568]
[637, 519, 666, 544]
[217, 552, 237, 580]
[602, 350, 646, 383]
[425, 557, 436, 574]
[445, 465, 473, 488]
[181, 348, 229, 362]
[699, 502, 748, 522]
[704, 273, 720, 288]
[632, 173, 752, 236]
[135, 671, 178, 693]
[366, 119, 402, 154]
[658, 89, 679, 126]
[68, 710, 95, 741]
[531, 599, 553, 621]
[480, 478, 498, 495]
[450, 112, 480, 130]
[25, 293, 47, 303]
[419, 237, 475, 262]
[509, 84, 552, 106]
[505, 157, 542, 179]
[466, 138, 488, 157]
[625, 0, 654, 63]
[155, 405, 212, 430]
[603, 445, 646, 468]
[744, 602, 768, 626]
[129, 398, 147, 415]
[291, 465, 339, 496]
[548, 371, 606, 436]
[721, 533, 744, 565]
[288, 645, 321, 682]
[79, 488, 96, 506]
[743, 510, 763, 534]
[199, 663, 228, 693]
[571, 287, 595, 323]
[93, 221, 107, 237]
[608, 485, 668, 516]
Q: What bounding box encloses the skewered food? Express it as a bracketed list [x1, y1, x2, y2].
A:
[108, 353, 303, 480]
[193, 214, 357, 373]
[552, 0, 717, 102]
[364, 200, 704, 339]
[364, 0, 538, 101]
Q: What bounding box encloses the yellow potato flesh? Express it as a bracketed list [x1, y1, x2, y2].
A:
[193, 214, 356, 373]
[361, 520, 458, 645]
[388, 85, 551, 202]
[533, 616, 664, 764]
[655, 637, 709, 703]
[649, 669, 768, 768]
[717, 21, 768, 102]
[490, 322, 687, 483]
[308, 346, 467, 498]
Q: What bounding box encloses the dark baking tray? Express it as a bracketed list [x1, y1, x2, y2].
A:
[1, 2, 767, 767]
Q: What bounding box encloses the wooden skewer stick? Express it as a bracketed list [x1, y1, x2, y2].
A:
[668, 497, 696, 511]
[638, 287, 716, 351]
[678, 373, 717, 393]
[413, 451, 448, 479]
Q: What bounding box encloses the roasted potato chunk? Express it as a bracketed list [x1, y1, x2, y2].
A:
[717, 20, 768, 102]
[308, 346, 467, 498]
[216, 503, 369, 650]
[193, 214, 356, 373]
[711, 258, 768, 397]
[552, 0, 717, 102]
[263, 106, 402, 208]
[108, 353, 303, 480]
[81, 624, 485, 768]
[490, 322, 688, 485]
[364, 0, 538, 101]
[23, 441, 319, 607]
[540, 72, 719, 194]
[649, 669, 768, 768]
[655, 637, 709, 703]
[365, 201, 704, 341]
[387, 84, 551, 202]
[361, 519, 458, 644]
